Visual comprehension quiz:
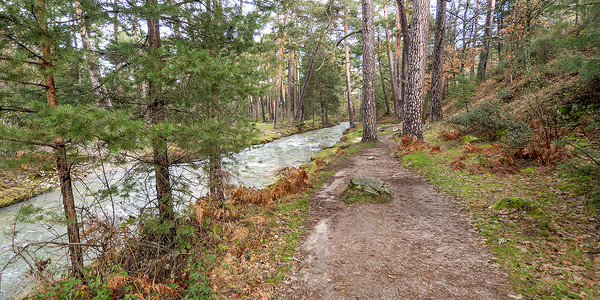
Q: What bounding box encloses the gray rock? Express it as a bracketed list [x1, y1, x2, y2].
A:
[348, 175, 391, 196]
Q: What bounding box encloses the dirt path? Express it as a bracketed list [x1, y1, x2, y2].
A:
[277, 134, 513, 299]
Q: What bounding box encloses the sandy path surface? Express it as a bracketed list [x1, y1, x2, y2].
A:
[277, 134, 513, 299]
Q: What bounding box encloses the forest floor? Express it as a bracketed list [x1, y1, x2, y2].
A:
[276, 130, 515, 299]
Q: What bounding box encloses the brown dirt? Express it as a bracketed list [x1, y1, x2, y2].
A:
[276, 133, 515, 299]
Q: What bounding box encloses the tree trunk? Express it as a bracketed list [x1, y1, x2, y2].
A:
[209, 156, 225, 202]
[261, 96, 266, 122]
[397, 0, 410, 121]
[460, 0, 470, 72]
[113, 0, 123, 98]
[477, 0, 496, 81]
[344, 2, 356, 127]
[74, 0, 112, 108]
[394, 6, 403, 119]
[147, 0, 173, 221]
[134, 16, 148, 101]
[39, 0, 83, 278]
[294, 48, 300, 122]
[276, 13, 287, 129]
[361, 0, 378, 142]
[430, 0, 447, 122]
[469, 0, 480, 79]
[320, 91, 325, 125]
[286, 52, 292, 125]
[376, 52, 391, 116]
[384, 2, 399, 118]
[294, 38, 322, 125]
[402, 0, 430, 139]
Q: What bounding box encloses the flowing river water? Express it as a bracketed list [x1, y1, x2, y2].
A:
[0, 122, 350, 299]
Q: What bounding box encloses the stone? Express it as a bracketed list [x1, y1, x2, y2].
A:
[347, 175, 391, 196]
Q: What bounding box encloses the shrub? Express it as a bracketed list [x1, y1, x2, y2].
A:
[449, 101, 509, 138]
[450, 101, 533, 154]
[447, 73, 477, 111]
[495, 87, 513, 103]
[530, 31, 559, 66]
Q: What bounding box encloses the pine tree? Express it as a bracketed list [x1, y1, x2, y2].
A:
[402, 0, 430, 139]
[430, 0, 447, 122]
[362, 0, 378, 142]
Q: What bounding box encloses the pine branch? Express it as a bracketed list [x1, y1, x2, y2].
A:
[336, 29, 363, 47]
[0, 105, 39, 113]
[0, 77, 47, 88]
[0, 56, 44, 66]
[2, 33, 46, 63]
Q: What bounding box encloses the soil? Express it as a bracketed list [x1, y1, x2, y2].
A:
[276, 133, 515, 299]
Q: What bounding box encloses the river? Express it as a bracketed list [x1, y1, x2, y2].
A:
[0, 122, 350, 299]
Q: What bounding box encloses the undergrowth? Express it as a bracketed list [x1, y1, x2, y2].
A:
[397, 121, 599, 299]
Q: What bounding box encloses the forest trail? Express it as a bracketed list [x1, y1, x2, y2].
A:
[277, 132, 514, 299]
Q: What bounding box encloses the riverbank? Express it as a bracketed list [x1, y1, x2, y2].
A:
[250, 121, 335, 145]
[0, 121, 341, 209]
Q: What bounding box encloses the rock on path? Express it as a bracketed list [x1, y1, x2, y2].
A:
[277, 134, 512, 299]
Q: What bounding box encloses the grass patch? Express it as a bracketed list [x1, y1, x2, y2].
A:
[341, 188, 391, 204]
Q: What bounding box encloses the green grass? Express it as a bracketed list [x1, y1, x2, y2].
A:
[341, 188, 391, 204]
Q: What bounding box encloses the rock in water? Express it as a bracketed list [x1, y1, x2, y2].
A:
[348, 175, 391, 196]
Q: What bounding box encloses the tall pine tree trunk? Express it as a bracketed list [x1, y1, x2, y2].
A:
[295, 38, 322, 125]
[286, 53, 292, 125]
[477, 0, 496, 81]
[430, 0, 447, 122]
[361, 0, 378, 142]
[384, 2, 398, 118]
[397, 0, 410, 121]
[402, 0, 430, 139]
[74, 0, 112, 108]
[147, 0, 173, 221]
[39, 0, 83, 278]
[376, 52, 391, 116]
[344, 1, 356, 127]
[394, 6, 403, 119]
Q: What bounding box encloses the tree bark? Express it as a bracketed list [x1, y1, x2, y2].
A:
[147, 0, 173, 221]
[294, 48, 300, 122]
[402, 0, 430, 139]
[286, 52, 292, 125]
[39, 0, 84, 278]
[294, 38, 322, 125]
[344, 1, 356, 127]
[361, 0, 378, 142]
[394, 6, 403, 119]
[396, 0, 410, 121]
[430, 0, 447, 122]
[74, 0, 112, 108]
[384, 2, 399, 118]
[477, 0, 496, 81]
[460, 0, 470, 72]
[376, 50, 391, 116]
